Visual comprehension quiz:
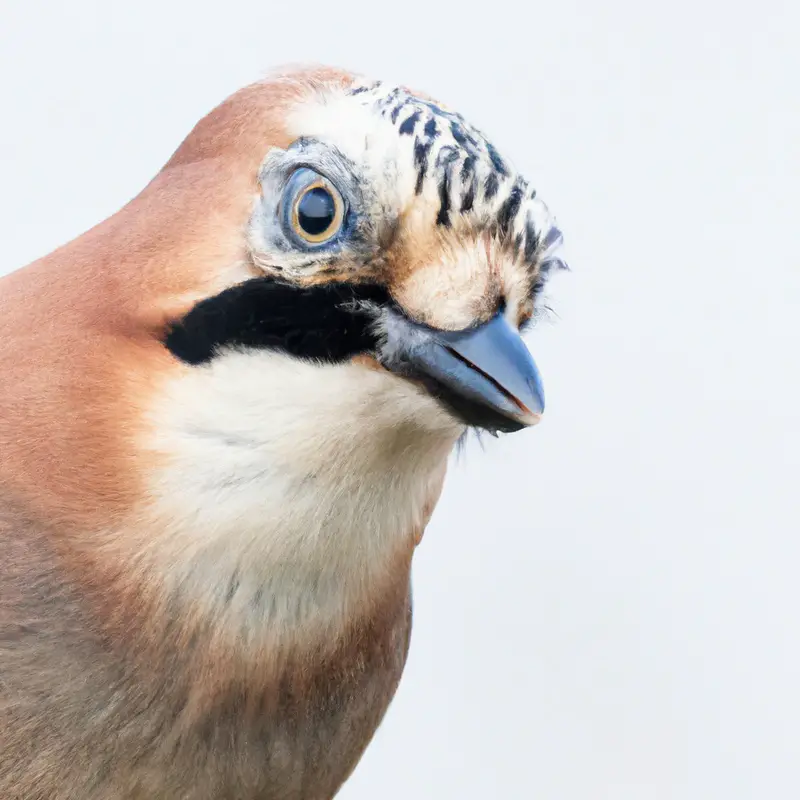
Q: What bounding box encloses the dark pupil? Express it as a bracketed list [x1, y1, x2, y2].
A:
[297, 187, 336, 236]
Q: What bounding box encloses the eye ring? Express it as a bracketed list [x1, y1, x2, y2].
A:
[288, 173, 345, 245]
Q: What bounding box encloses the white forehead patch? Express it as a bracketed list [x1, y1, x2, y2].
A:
[285, 78, 566, 277]
[285, 86, 419, 214]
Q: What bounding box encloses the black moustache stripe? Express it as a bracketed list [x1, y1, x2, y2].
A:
[163, 278, 393, 365]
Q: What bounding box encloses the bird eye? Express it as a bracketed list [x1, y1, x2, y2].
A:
[286, 169, 345, 245]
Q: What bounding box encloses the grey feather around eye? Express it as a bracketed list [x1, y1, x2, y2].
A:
[248, 138, 383, 278]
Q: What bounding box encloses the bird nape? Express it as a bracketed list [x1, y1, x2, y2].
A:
[0, 65, 567, 799]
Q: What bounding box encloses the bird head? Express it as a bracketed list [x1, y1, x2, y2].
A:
[0, 66, 566, 635]
[162, 71, 566, 438]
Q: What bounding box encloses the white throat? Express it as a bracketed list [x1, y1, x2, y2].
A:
[137, 348, 460, 642]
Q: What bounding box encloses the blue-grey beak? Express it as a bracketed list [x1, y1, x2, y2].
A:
[381, 310, 544, 433]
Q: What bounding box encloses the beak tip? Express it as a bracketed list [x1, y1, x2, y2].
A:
[513, 375, 545, 422]
[515, 405, 543, 428]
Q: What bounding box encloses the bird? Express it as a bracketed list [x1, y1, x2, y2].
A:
[0, 65, 566, 799]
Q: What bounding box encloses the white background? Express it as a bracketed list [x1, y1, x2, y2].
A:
[2, 1, 798, 797]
